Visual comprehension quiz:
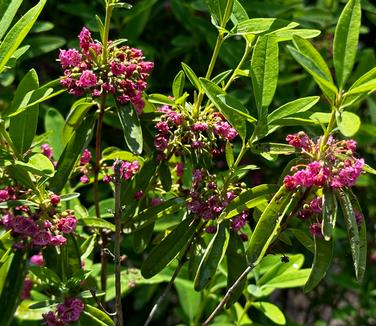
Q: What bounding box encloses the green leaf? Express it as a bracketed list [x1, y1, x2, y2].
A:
[261, 269, 311, 289]
[44, 108, 65, 159]
[205, 0, 234, 27]
[274, 28, 321, 42]
[233, 18, 298, 36]
[336, 111, 361, 137]
[219, 184, 278, 221]
[267, 96, 320, 124]
[246, 185, 293, 265]
[141, 216, 198, 279]
[288, 36, 338, 101]
[251, 34, 279, 118]
[101, 150, 138, 163]
[333, 0, 361, 89]
[251, 302, 286, 325]
[225, 142, 234, 168]
[322, 187, 338, 240]
[231, 0, 248, 25]
[225, 231, 247, 308]
[63, 98, 95, 144]
[81, 304, 114, 326]
[363, 163, 376, 175]
[7, 69, 39, 154]
[15, 153, 55, 177]
[251, 143, 298, 155]
[148, 93, 175, 106]
[172, 70, 185, 99]
[216, 93, 257, 124]
[174, 279, 201, 322]
[194, 222, 229, 290]
[133, 223, 154, 253]
[200, 78, 248, 142]
[0, 251, 27, 326]
[78, 218, 115, 232]
[158, 161, 172, 191]
[211, 69, 233, 85]
[304, 236, 333, 292]
[181, 62, 202, 91]
[289, 228, 314, 253]
[336, 189, 362, 280]
[116, 104, 143, 155]
[80, 234, 97, 260]
[0, 0, 22, 40]
[23, 36, 65, 58]
[49, 114, 95, 193]
[0, 0, 46, 73]
[88, 198, 114, 219]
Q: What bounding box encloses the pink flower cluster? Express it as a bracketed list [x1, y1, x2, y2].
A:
[43, 298, 84, 326]
[284, 132, 364, 190]
[153, 105, 238, 161]
[113, 159, 140, 180]
[0, 187, 77, 249]
[186, 169, 248, 239]
[59, 27, 153, 114]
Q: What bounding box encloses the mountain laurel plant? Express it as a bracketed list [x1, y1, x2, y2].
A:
[0, 0, 375, 325]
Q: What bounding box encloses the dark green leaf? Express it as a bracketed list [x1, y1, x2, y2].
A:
[304, 236, 333, 292]
[141, 216, 198, 279]
[29, 266, 61, 286]
[133, 223, 154, 253]
[158, 161, 172, 191]
[49, 114, 95, 193]
[78, 218, 115, 232]
[194, 222, 229, 290]
[172, 70, 185, 99]
[181, 62, 202, 91]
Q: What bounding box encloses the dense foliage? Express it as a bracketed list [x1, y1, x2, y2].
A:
[0, 0, 376, 325]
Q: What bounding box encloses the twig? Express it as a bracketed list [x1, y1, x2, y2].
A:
[90, 289, 116, 316]
[203, 263, 256, 325]
[114, 161, 124, 326]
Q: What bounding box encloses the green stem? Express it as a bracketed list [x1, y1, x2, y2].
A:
[0, 121, 20, 159]
[102, 2, 113, 64]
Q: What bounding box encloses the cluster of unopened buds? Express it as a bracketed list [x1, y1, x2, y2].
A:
[154, 105, 238, 161]
[0, 186, 77, 249]
[283, 132, 364, 190]
[186, 168, 248, 239]
[42, 297, 84, 326]
[59, 27, 153, 114]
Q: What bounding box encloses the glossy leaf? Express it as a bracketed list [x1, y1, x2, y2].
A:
[15, 153, 55, 178]
[174, 279, 201, 322]
[289, 228, 314, 253]
[148, 93, 175, 106]
[333, 0, 361, 89]
[205, 0, 234, 27]
[267, 96, 320, 124]
[251, 302, 286, 325]
[0, 0, 22, 40]
[8, 69, 39, 154]
[141, 216, 198, 279]
[200, 78, 248, 142]
[336, 189, 362, 280]
[225, 231, 247, 308]
[251, 143, 298, 155]
[49, 114, 95, 193]
[274, 28, 321, 42]
[304, 236, 333, 292]
[194, 222, 229, 290]
[0, 251, 27, 326]
[225, 142, 234, 168]
[172, 70, 185, 99]
[44, 108, 65, 159]
[116, 104, 143, 155]
[0, 0, 46, 73]
[133, 223, 154, 253]
[63, 98, 95, 144]
[219, 184, 278, 221]
[336, 111, 361, 137]
[233, 18, 298, 36]
[322, 187, 338, 240]
[81, 304, 114, 326]
[246, 185, 293, 265]
[251, 34, 279, 118]
[181, 62, 202, 91]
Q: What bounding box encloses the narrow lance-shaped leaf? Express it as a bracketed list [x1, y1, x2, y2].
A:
[9, 69, 39, 155]
[304, 236, 333, 292]
[225, 230, 247, 308]
[194, 222, 230, 290]
[141, 216, 199, 279]
[172, 70, 185, 99]
[246, 185, 293, 265]
[322, 187, 338, 240]
[181, 62, 202, 91]
[116, 103, 143, 155]
[0, 0, 22, 40]
[336, 189, 361, 280]
[333, 0, 361, 89]
[0, 0, 46, 73]
[45, 108, 65, 159]
[251, 34, 279, 119]
[205, 0, 234, 27]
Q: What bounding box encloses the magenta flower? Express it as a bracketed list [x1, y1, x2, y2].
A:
[57, 216, 77, 234]
[30, 252, 45, 266]
[78, 70, 97, 88]
[50, 194, 61, 206]
[41, 144, 53, 160]
[59, 49, 82, 69]
[80, 148, 92, 165]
